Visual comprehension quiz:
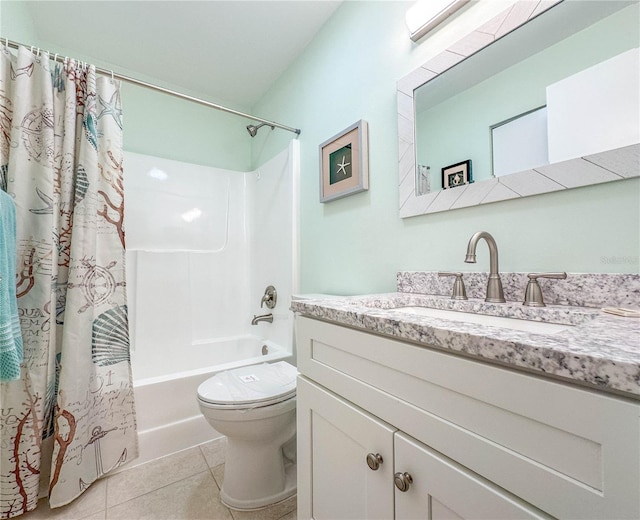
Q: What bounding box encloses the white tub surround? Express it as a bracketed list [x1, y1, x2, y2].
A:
[291, 273, 640, 398]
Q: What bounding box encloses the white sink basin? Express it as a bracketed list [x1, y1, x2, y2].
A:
[393, 306, 572, 334]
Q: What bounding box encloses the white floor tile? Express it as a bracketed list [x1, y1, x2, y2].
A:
[21, 441, 298, 520]
[105, 447, 208, 508]
[106, 471, 232, 520]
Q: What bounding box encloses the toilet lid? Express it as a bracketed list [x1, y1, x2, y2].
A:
[197, 361, 297, 407]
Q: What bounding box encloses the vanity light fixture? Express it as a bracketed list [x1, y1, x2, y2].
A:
[406, 0, 470, 42]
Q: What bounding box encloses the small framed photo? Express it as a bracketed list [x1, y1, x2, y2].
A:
[442, 160, 472, 189]
[319, 120, 369, 203]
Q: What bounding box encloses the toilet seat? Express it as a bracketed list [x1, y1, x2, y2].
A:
[198, 391, 296, 410]
[197, 361, 297, 410]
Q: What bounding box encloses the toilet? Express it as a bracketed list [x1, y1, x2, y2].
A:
[197, 360, 297, 510]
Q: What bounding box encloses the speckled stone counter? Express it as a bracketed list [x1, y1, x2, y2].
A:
[397, 271, 640, 308]
[291, 284, 640, 398]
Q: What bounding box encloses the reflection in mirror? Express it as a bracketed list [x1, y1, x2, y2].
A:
[397, 0, 640, 218]
[490, 106, 548, 177]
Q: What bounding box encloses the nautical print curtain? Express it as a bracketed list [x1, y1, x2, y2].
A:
[0, 46, 137, 517]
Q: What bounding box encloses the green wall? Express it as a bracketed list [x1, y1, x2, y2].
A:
[1, 0, 251, 172]
[1, 1, 39, 43]
[253, 1, 640, 295]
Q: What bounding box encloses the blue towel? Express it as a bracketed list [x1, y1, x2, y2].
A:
[0, 190, 23, 381]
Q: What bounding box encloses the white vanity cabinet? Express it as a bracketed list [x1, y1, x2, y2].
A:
[298, 378, 551, 519]
[295, 316, 640, 520]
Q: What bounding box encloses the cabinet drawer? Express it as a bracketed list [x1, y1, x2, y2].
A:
[296, 316, 640, 519]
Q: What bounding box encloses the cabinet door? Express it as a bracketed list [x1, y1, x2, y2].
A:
[394, 433, 553, 520]
[297, 377, 396, 520]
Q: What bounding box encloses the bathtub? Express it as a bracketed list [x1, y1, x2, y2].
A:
[130, 336, 292, 468]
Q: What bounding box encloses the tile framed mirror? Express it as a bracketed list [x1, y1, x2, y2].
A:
[397, 0, 639, 218]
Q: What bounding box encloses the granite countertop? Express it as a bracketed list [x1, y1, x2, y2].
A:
[291, 292, 640, 399]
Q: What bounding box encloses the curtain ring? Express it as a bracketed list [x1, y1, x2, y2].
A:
[111, 69, 114, 82]
[36, 47, 41, 57]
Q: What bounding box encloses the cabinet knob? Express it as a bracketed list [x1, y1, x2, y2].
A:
[394, 471, 413, 492]
[366, 453, 383, 471]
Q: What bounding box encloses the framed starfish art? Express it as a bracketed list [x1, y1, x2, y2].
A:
[319, 120, 369, 202]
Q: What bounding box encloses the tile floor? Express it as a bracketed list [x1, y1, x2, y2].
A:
[21, 438, 297, 520]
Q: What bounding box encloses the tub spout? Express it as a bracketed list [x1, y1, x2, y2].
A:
[251, 313, 273, 325]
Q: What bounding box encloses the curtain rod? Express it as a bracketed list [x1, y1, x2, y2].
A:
[3, 38, 301, 136]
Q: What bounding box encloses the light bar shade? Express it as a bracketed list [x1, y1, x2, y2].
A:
[406, 0, 470, 42]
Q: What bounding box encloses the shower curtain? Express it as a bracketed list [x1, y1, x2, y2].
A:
[0, 46, 138, 517]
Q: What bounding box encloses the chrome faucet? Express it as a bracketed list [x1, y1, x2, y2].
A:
[464, 231, 505, 303]
[251, 313, 273, 325]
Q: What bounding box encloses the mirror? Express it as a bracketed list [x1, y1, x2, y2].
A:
[398, 0, 639, 218]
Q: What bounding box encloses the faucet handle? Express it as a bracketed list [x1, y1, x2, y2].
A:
[523, 272, 567, 307]
[438, 272, 468, 300]
[261, 285, 277, 309]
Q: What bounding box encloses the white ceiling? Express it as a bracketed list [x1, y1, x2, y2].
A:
[25, 1, 342, 108]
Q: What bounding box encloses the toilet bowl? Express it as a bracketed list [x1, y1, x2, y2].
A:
[197, 361, 297, 510]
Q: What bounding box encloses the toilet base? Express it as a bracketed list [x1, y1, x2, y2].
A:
[221, 460, 297, 511]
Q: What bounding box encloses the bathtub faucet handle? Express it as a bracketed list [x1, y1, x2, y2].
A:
[261, 285, 277, 309]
